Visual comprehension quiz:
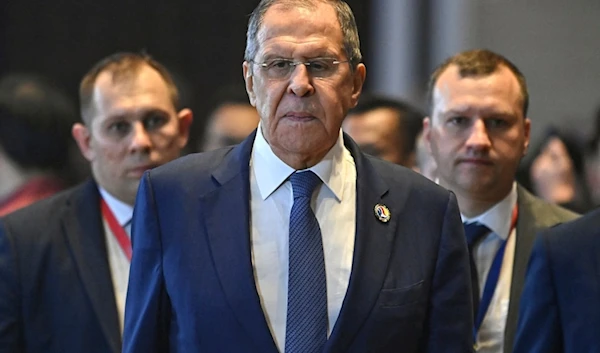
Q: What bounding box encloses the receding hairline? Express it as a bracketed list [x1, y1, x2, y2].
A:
[79, 53, 179, 125]
[427, 49, 529, 117]
[436, 63, 525, 104]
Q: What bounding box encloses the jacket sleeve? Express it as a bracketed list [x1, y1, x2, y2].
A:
[512, 234, 562, 353]
[0, 220, 24, 353]
[425, 191, 475, 353]
[122, 172, 171, 353]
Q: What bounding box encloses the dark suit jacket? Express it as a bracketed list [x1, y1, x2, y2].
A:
[0, 180, 120, 353]
[502, 186, 579, 352]
[513, 208, 600, 353]
[123, 132, 474, 353]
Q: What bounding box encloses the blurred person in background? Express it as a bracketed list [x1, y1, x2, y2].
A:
[413, 130, 437, 180]
[198, 84, 260, 152]
[584, 105, 600, 206]
[342, 94, 424, 169]
[517, 127, 593, 213]
[424, 49, 579, 353]
[0, 74, 76, 216]
[0, 52, 192, 353]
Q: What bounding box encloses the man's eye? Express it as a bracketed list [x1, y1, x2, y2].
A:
[308, 59, 331, 72]
[448, 116, 469, 126]
[267, 60, 291, 69]
[144, 114, 167, 130]
[487, 118, 508, 128]
[108, 121, 130, 134]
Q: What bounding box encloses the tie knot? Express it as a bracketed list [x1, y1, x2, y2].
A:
[463, 222, 490, 247]
[290, 171, 321, 199]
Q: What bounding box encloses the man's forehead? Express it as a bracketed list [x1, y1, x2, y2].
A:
[87, 68, 174, 122]
[93, 67, 169, 100]
[256, 2, 343, 53]
[433, 66, 522, 110]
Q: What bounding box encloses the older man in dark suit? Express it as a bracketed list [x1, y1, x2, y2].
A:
[123, 1, 474, 352]
[0, 52, 192, 353]
[423, 49, 579, 353]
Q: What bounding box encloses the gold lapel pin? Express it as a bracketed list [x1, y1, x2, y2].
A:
[374, 204, 391, 223]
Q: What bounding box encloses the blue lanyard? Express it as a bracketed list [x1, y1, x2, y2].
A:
[473, 206, 518, 343]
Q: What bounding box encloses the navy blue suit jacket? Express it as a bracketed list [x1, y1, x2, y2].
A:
[513, 207, 600, 353]
[0, 180, 121, 353]
[123, 132, 474, 352]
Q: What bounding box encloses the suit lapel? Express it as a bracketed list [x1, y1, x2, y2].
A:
[325, 135, 406, 353]
[202, 132, 279, 353]
[504, 186, 560, 352]
[61, 180, 121, 353]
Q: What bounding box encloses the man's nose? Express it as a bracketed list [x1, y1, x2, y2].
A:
[465, 119, 492, 150]
[129, 122, 152, 154]
[287, 63, 315, 97]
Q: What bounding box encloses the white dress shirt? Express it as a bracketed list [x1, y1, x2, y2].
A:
[250, 124, 357, 352]
[99, 187, 133, 334]
[462, 183, 518, 353]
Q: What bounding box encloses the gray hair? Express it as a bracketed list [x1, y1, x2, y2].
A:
[244, 0, 362, 70]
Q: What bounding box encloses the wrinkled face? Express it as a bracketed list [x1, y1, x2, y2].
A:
[343, 108, 406, 166]
[201, 104, 260, 151]
[424, 65, 530, 201]
[243, 3, 365, 166]
[73, 65, 192, 205]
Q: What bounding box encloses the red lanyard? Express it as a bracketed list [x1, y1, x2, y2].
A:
[100, 198, 132, 261]
[509, 205, 518, 237]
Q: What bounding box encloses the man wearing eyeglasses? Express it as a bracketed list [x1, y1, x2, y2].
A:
[123, 1, 473, 352]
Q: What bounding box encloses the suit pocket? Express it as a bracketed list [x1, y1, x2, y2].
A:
[379, 280, 425, 308]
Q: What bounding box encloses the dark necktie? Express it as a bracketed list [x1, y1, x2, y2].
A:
[463, 222, 491, 318]
[285, 171, 327, 353]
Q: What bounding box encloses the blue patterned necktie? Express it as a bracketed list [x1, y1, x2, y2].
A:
[463, 222, 491, 317]
[285, 171, 328, 353]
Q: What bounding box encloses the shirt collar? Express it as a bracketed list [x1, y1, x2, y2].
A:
[98, 187, 134, 227]
[461, 182, 518, 241]
[251, 122, 346, 201]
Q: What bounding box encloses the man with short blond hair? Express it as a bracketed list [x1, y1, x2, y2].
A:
[424, 49, 578, 353]
[0, 52, 192, 353]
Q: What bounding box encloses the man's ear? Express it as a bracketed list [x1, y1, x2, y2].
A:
[243, 61, 256, 107]
[523, 117, 531, 156]
[350, 63, 366, 108]
[72, 123, 94, 162]
[422, 117, 432, 154]
[176, 108, 194, 148]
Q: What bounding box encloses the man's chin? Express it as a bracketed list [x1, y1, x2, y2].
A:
[450, 176, 497, 195]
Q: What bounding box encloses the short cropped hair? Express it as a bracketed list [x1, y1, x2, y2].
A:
[0, 74, 76, 171]
[79, 52, 179, 124]
[348, 94, 425, 158]
[427, 49, 529, 117]
[244, 0, 362, 69]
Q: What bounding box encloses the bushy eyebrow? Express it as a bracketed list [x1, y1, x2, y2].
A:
[440, 107, 516, 118]
[259, 45, 339, 61]
[103, 107, 170, 122]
